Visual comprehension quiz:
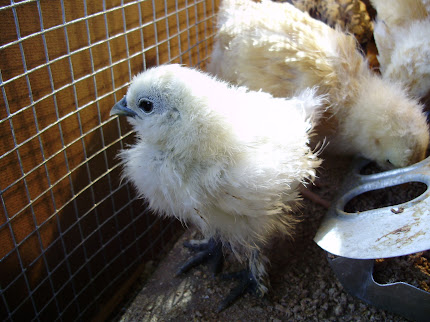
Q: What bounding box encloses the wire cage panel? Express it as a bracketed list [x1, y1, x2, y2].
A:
[0, 0, 220, 320]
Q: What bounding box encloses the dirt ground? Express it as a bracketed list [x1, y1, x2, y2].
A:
[114, 154, 429, 321]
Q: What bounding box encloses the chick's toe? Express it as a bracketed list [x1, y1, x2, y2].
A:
[217, 269, 259, 312]
[176, 238, 223, 277]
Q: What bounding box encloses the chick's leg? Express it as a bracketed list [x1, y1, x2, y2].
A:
[299, 184, 330, 209]
[217, 250, 268, 312]
[176, 238, 223, 276]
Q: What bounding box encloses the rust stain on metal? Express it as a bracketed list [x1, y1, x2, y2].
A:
[396, 230, 425, 247]
[375, 224, 412, 243]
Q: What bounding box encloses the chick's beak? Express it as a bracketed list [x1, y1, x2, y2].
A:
[110, 97, 138, 118]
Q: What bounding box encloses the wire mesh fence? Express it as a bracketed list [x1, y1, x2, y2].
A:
[0, 0, 220, 320]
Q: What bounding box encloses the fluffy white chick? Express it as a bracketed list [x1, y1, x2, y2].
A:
[208, 0, 429, 168]
[110, 64, 323, 310]
[371, 0, 430, 103]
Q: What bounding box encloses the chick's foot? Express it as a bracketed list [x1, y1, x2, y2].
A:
[175, 238, 223, 277]
[217, 269, 259, 312]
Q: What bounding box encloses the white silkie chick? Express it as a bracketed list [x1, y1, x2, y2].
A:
[208, 0, 429, 169]
[110, 64, 323, 310]
[371, 0, 430, 104]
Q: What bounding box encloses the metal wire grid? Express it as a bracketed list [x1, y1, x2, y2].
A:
[0, 0, 219, 320]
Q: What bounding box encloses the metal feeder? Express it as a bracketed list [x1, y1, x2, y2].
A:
[314, 157, 430, 321]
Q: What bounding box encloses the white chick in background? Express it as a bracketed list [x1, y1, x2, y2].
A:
[371, 0, 430, 105]
[208, 0, 429, 169]
[110, 64, 323, 311]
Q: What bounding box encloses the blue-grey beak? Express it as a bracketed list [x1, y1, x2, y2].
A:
[110, 96, 138, 118]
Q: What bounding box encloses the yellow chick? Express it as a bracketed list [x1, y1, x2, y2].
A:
[371, 0, 430, 104]
[208, 0, 429, 168]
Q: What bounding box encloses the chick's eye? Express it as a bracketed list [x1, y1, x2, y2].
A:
[138, 99, 154, 114]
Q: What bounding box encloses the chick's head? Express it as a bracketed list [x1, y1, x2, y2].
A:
[111, 65, 188, 141]
[375, 131, 428, 168]
[110, 64, 237, 157]
[344, 77, 429, 168]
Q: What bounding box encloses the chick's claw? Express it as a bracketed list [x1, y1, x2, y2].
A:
[175, 238, 223, 277]
[217, 269, 259, 312]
